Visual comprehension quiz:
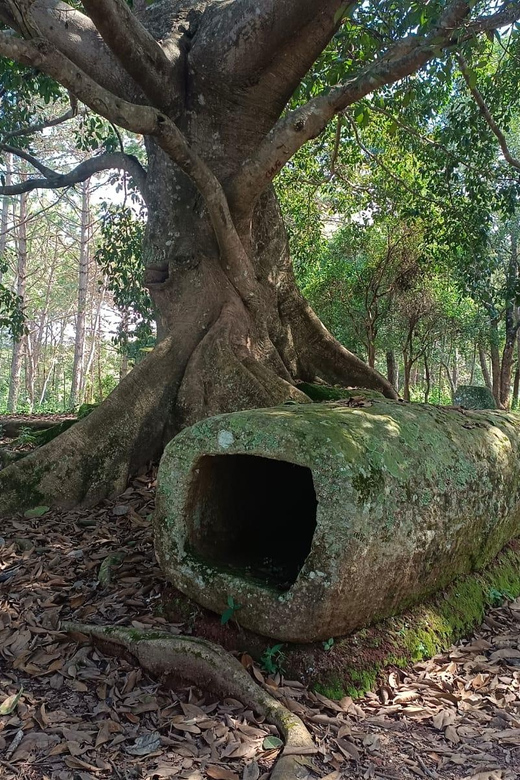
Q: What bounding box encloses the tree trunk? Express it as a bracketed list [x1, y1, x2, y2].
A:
[514, 327, 520, 410]
[513, 364, 520, 410]
[424, 353, 430, 404]
[386, 350, 397, 391]
[403, 356, 412, 402]
[479, 344, 493, 391]
[442, 359, 458, 404]
[7, 192, 28, 413]
[490, 317, 502, 407]
[451, 348, 459, 401]
[69, 181, 91, 408]
[366, 319, 376, 368]
[499, 232, 519, 410]
[0, 154, 12, 282]
[469, 341, 476, 385]
[25, 328, 35, 412]
[83, 281, 106, 401]
[33, 236, 60, 406]
[0, 22, 397, 512]
[119, 308, 130, 380]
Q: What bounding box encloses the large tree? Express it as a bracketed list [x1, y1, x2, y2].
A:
[0, 0, 519, 511]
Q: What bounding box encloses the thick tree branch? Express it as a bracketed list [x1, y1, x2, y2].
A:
[80, 0, 179, 113]
[0, 31, 159, 131]
[0, 142, 58, 178]
[457, 54, 520, 172]
[192, 0, 352, 111]
[0, 152, 147, 195]
[4, 0, 41, 37]
[0, 0, 139, 100]
[227, 1, 520, 210]
[193, 0, 342, 76]
[0, 29, 255, 297]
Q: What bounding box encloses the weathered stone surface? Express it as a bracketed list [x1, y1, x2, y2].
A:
[154, 400, 520, 642]
[454, 384, 496, 409]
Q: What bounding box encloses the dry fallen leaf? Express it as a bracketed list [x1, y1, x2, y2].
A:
[125, 731, 161, 756]
[432, 709, 457, 729]
[445, 724, 461, 744]
[206, 766, 239, 780]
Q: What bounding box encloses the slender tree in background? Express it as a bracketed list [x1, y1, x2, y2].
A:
[69, 180, 91, 408]
[7, 190, 27, 412]
[0, 0, 519, 510]
[0, 153, 11, 282]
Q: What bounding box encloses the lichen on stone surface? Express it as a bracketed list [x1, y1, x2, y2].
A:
[155, 400, 520, 643]
[454, 385, 497, 409]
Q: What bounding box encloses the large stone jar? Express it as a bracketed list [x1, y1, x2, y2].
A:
[154, 401, 520, 642]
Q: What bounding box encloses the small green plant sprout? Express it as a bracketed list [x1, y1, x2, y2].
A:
[23, 506, 50, 519]
[487, 587, 514, 607]
[323, 637, 334, 651]
[17, 426, 38, 446]
[260, 643, 285, 675]
[220, 595, 242, 625]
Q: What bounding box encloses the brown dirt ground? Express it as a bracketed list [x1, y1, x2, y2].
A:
[1, 472, 520, 780]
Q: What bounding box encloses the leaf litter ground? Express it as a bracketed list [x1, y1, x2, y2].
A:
[1, 473, 520, 780]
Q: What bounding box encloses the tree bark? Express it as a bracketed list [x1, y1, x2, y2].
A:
[514, 326, 520, 410]
[69, 181, 91, 408]
[479, 344, 492, 391]
[499, 232, 519, 410]
[7, 191, 28, 412]
[424, 353, 431, 404]
[83, 280, 106, 401]
[490, 317, 502, 407]
[0, 153, 12, 282]
[386, 350, 397, 390]
[403, 355, 412, 402]
[451, 348, 458, 401]
[469, 341, 476, 385]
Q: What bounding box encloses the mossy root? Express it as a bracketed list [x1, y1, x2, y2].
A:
[62, 622, 316, 780]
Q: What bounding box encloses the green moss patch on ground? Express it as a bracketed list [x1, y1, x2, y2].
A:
[163, 540, 520, 699]
[297, 382, 385, 402]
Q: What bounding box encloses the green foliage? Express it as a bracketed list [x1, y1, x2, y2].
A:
[262, 736, 283, 750]
[260, 643, 285, 676]
[220, 595, 242, 626]
[73, 114, 122, 153]
[15, 426, 39, 446]
[278, 24, 520, 403]
[0, 284, 25, 338]
[487, 587, 514, 607]
[95, 203, 154, 362]
[23, 506, 49, 518]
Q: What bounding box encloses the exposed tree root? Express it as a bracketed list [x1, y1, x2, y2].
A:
[280, 283, 398, 399]
[63, 622, 316, 780]
[0, 417, 63, 438]
[0, 337, 181, 515]
[176, 301, 310, 427]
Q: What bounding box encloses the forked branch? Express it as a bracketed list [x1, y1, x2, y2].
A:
[227, 1, 520, 210]
[80, 0, 178, 112]
[0, 0, 138, 99]
[0, 31, 257, 300]
[457, 54, 520, 172]
[0, 152, 147, 195]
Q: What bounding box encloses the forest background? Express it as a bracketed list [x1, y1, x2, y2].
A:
[1, 21, 519, 413]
